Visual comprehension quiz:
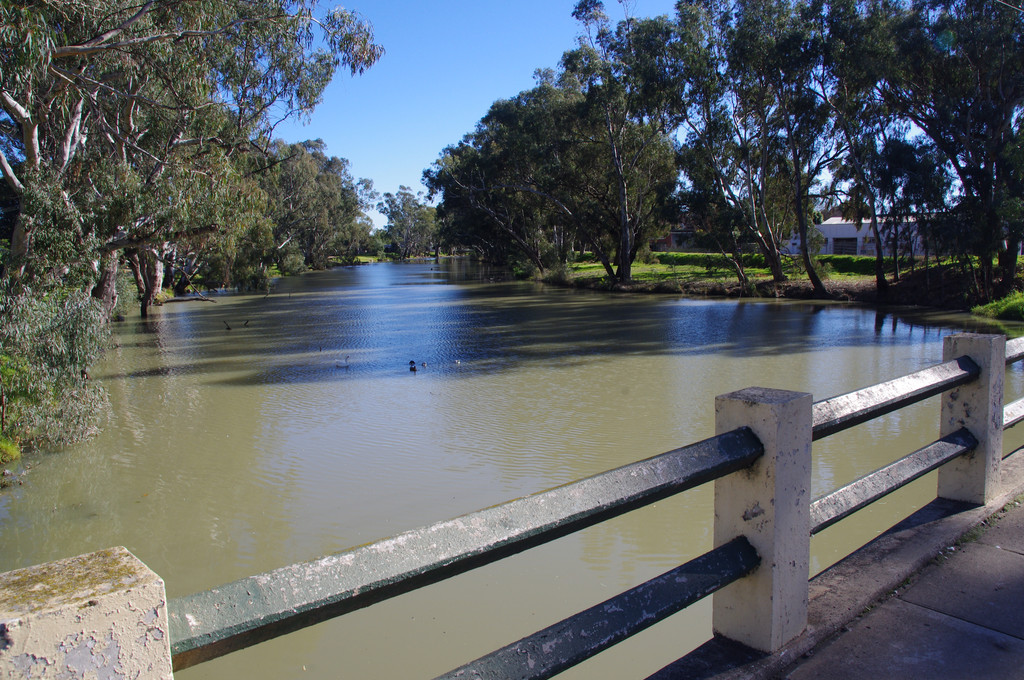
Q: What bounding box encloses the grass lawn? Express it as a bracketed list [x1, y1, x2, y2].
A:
[563, 253, 878, 288]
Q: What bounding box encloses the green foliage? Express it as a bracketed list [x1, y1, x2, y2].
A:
[655, 252, 768, 269]
[0, 437, 19, 464]
[256, 141, 373, 273]
[1, 0, 383, 307]
[278, 249, 308, 276]
[427, 11, 680, 284]
[512, 261, 540, 280]
[0, 284, 108, 450]
[378, 186, 437, 259]
[972, 292, 1024, 321]
[109, 266, 138, 322]
[816, 255, 879, 277]
[542, 262, 574, 285]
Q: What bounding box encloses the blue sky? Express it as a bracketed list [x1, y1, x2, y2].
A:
[272, 0, 681, 227]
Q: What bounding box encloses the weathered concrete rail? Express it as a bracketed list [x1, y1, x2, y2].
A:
[2, 333, 1021, 679]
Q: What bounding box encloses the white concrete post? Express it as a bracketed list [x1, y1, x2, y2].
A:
[712, 387, 813, 653]
[0, 547, 172, 680]
[938, 333, 1005, 505]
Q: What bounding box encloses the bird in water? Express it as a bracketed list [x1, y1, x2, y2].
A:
[409, 360, 417, 372]
[336, 355, 350, 369]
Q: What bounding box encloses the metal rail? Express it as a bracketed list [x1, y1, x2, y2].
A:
[435, 537, 759, 680]
[169, 428, 763, 670]
[811, 356, 979, 441]
[1005, 397, 1024, 431]
[1006, 336, 1024, 366]
[810, 428, 978, 535]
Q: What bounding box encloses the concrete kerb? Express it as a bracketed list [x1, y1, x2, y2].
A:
[710, 450, 1024, 680]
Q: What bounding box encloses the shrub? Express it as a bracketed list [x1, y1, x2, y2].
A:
[543, 262, 573, 285]
[0, 284, 109, 450]
[973, 291, 1024, 321]
[816, 255, 878, 276]
[0, 436, 19, 464]
[278, 251, 307, 276]
[110, 266, 138, 321]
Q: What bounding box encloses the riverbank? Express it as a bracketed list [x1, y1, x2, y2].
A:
[555, 261, 979, 312]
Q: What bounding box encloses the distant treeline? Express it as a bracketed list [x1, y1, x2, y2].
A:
[427, 0, 1024, 304]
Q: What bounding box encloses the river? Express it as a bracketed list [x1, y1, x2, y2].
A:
[2, 259, 1023, 679]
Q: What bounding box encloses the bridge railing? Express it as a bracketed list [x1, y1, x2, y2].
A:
[2, 333, 1022, 679]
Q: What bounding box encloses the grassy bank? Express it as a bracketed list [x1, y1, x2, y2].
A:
[973, 291, 1024, 321]
[546, 253, 985, 311]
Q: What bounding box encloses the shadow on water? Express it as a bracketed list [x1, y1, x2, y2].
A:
[104, 261, 1021, 389]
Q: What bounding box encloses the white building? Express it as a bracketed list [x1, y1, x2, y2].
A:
[782, 215, 925, 257]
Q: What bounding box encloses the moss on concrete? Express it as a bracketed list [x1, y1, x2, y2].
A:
[0, 547, 145, 616]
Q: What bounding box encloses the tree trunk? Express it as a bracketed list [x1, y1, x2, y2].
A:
[592, 243, 617, 282]
[126, 248, 165, 317]
[797, 217, 827, 297]
[997, 239, 1019, 299]
[91, 251, 120, 319]
[2, 213, 29, 280]
[752, 229, 787, 283]
[792, 174, 827, 298]
[728, 238, 749, 287]
[890, 224, 901, 282]
[869, 214, 889, 298]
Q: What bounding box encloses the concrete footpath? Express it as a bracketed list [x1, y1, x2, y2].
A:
[782, 496, 1024, 679]
[649, 453, 1024, 680]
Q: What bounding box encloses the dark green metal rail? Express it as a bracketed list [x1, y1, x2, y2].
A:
[810, 356, 980, 441]
[436, 537, 759, 680]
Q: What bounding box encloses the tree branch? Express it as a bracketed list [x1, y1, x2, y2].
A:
[52, 15, 286, 60]
[0, 146, 24, 195]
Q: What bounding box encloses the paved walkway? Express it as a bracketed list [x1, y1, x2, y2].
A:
[781, 498, 1024, 679]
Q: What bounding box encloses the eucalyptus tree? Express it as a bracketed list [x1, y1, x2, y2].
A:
[734, 0, 842, 296]
[560, 1, 680, 283]
[817, 0, 905, 293]
[879, 0, 1024, 299]
[0, 0, 382, 311]
[430, 56, 676, 283]
[425, 82, 576, 273]
[673, 0, 793, 283]
[378, 186, 436, 260]
[871, 138, 951, 276]
[261, 140, 370, 272]
[427, 142, 553, 272]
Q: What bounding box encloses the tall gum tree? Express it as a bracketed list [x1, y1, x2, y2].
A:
[564, 1, 680, 283]
[378, 186, 436, 260]
[426, 83, 579, 273]
[818, 0, 904, 295]
[734, 0, 840, 298]
[673, 0, 793, 284]
[0, 0, 382, 313]
[880, 0, 1024, 300]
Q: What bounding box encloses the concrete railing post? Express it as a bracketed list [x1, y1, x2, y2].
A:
[939, 333, 1005, 505]
[712, 387, 813, 653]
[0, 547, 172, 680]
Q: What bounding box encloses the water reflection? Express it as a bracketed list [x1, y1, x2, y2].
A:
[1, 259, 1022, 680]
